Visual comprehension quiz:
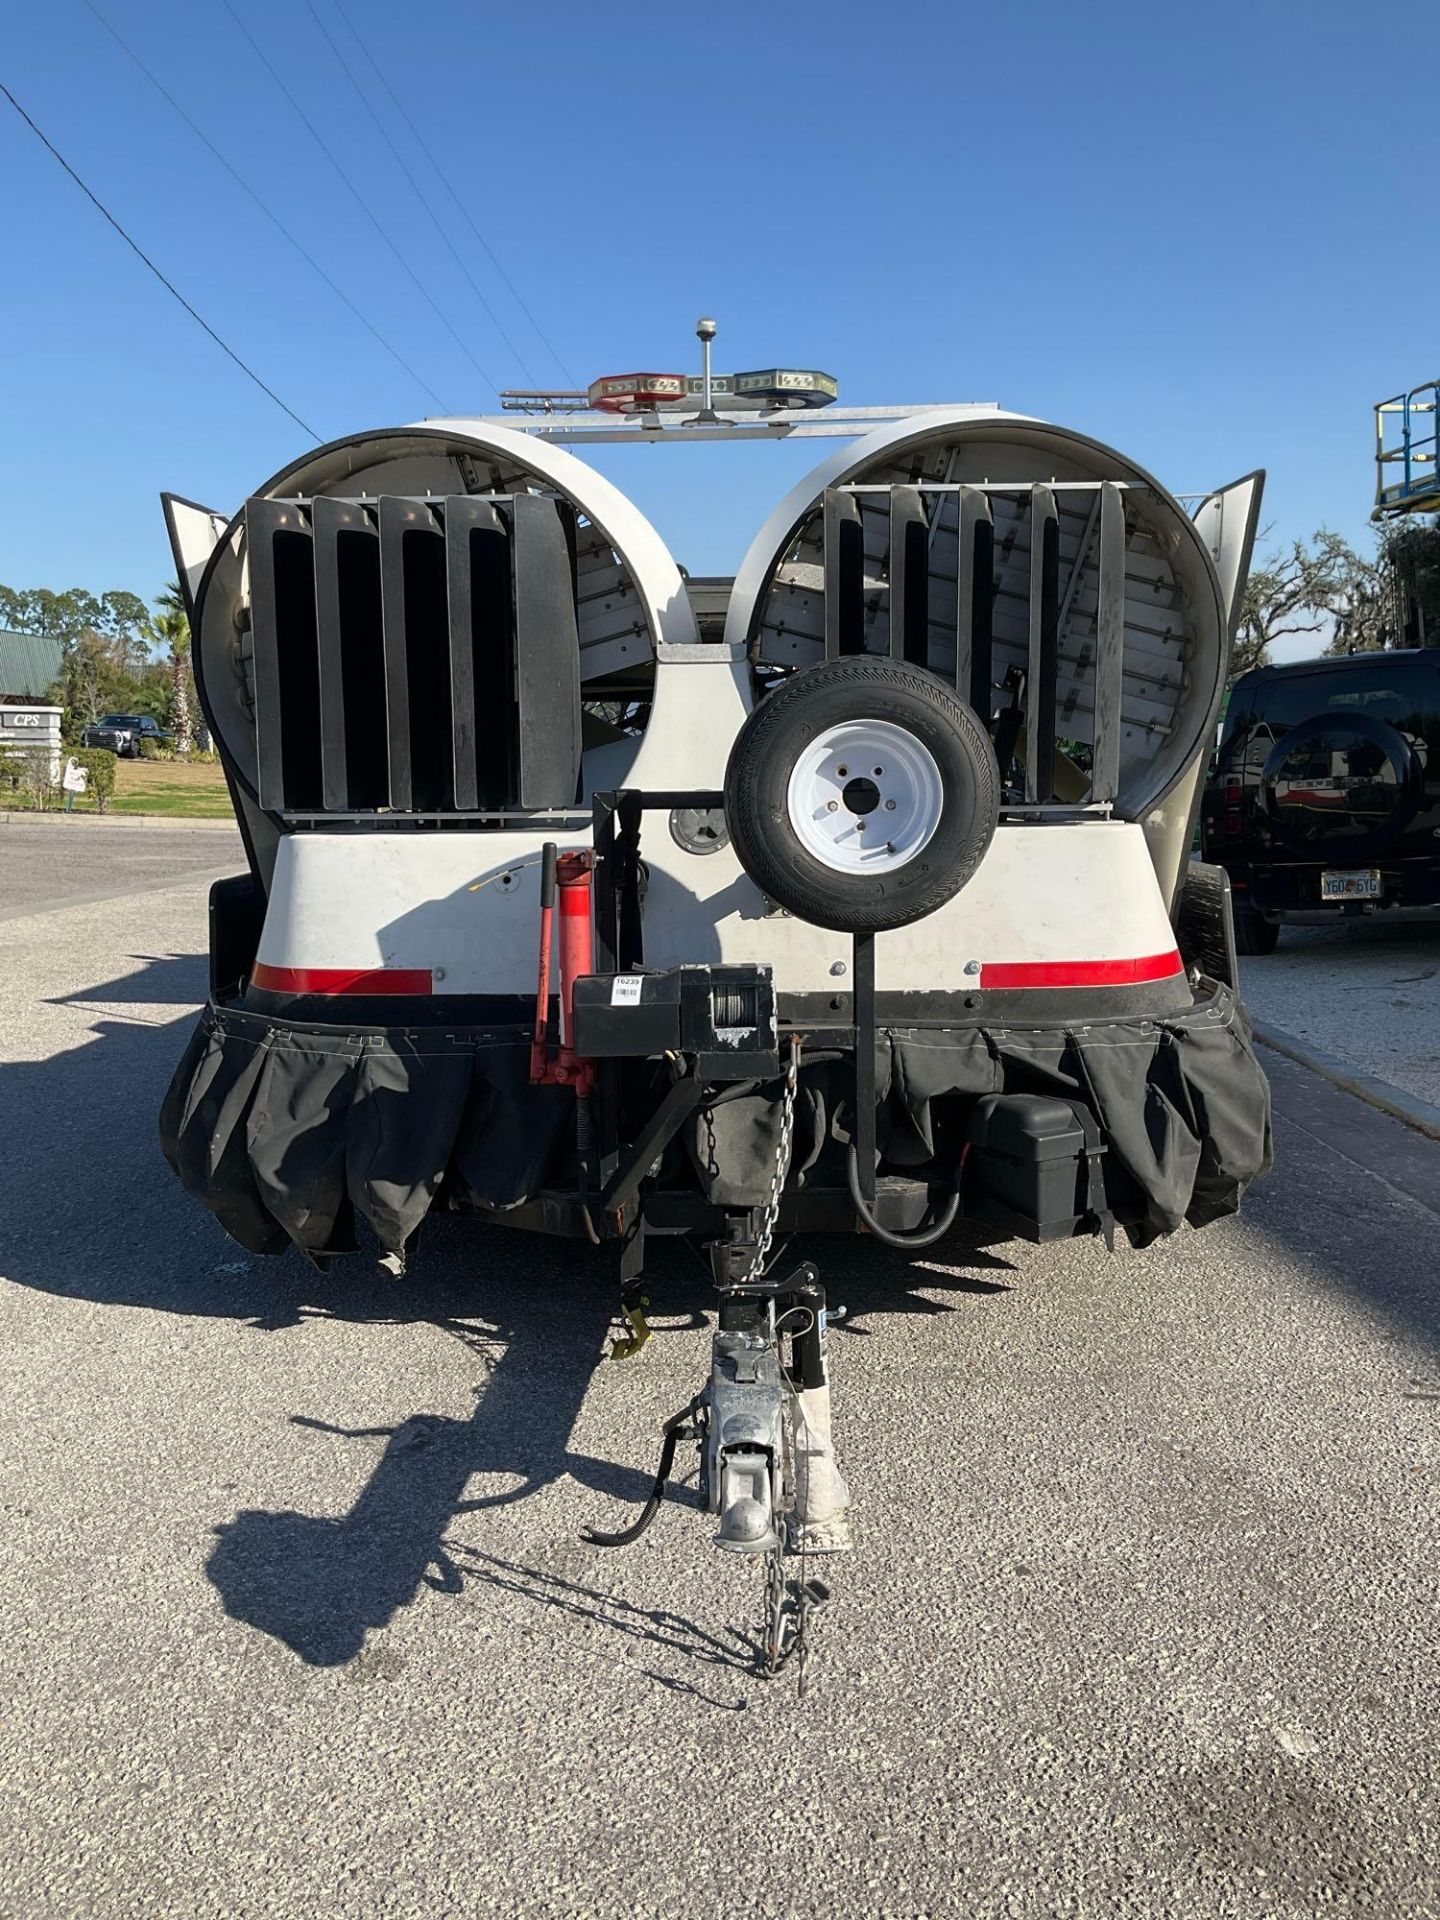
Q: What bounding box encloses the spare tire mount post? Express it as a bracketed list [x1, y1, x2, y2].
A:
[846, 926, 963, 1250]
[853, 930, 878, 1213]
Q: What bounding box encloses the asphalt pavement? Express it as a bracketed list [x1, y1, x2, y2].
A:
[1241, 917, 1440, 1109]
[0, 833, 1436, 1920]
[0, 816, 245, 922]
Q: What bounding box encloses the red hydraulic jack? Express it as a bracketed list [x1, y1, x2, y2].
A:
[529, 842, 597, 1096]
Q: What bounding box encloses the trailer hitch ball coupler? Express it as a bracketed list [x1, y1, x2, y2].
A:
[710, 1327, 786, 1555]
[716, 1450, 781, 1554]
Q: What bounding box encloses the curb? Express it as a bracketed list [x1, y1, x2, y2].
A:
[1253, 1020, 1440, 1144]
[0, 810, 239, 831]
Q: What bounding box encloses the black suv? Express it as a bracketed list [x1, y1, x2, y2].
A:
[1202, 649, 1440, 952]
[80, 713, 173, 758]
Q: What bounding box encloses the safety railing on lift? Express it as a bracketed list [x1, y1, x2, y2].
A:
[1374, 381, 1440, 517]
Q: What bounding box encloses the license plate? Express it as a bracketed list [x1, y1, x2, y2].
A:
[1321, 868, 1382, 901]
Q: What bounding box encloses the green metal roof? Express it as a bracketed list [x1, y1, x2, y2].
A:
[0, 630, 64, 700]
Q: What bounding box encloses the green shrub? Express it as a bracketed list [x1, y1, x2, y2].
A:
[194, 747, 220, 765]
[138, 738, 176, 762]
[0, 745, 60, 809]
[73, 747, 117, 813]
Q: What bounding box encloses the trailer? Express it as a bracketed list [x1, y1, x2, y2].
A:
[159, 397, 1272, 1672]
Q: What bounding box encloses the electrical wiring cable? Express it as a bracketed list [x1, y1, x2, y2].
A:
[218, 0, 499, 402]
[0, 78, 320, 440]
[80, 0, 453, 414]
[303, 0, 504, 396]
[318, 1, 540, 389]
[338, 7, 578, 389]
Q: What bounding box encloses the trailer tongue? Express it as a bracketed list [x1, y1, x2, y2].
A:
[159, 393, 1272, 1682]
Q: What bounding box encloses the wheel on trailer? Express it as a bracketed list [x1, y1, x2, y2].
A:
[1233, 903, 1279, 956]
[723, 658, 1000, 934]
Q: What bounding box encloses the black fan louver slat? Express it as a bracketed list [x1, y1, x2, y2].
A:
[400, 500, 453, 813]
[247, 498, 322, 813]
[510, 494, 581, 810]
[888, 486, 929, 666]
[445, 496, 514, 811]
[377, 497, 416, 811]
[954, 486, 995, 721]
[823, 489, 865, 659]
[312, 496, 361, 810]
[1092, 483, 1127, 804]
[1026, 486, 1061, 802]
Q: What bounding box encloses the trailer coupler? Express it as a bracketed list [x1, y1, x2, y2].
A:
[582, 1260, 849, 1688]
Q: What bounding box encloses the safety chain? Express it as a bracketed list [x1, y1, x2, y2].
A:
[762, 1433, 826, 1697]
[745, 1034, 815, 1687]
[764, 1542, 789, 1676]
[744, 1034, 800, 1284]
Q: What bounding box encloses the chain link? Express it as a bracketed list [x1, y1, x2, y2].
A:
[734, 1033, 823, 1691]
[744, 1034, 800, 1284]
[762, 1504, 823, 1690]
[764, 1543, 788, 1676]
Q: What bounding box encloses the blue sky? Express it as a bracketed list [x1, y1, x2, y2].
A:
[2, 0, 1435, 616]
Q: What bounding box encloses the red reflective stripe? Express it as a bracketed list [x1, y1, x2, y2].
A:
[251, 963, 433, 996]
[981, 950, 1184, 990]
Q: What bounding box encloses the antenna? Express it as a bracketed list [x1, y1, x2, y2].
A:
[696, 315, 718, 421]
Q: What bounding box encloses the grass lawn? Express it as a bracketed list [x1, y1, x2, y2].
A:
[52, 757, 236, 820]
[110, 757, 234, 818]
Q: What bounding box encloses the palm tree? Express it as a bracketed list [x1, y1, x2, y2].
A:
[144, 582, 193, 755]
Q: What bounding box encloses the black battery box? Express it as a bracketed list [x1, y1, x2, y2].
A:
[571, 964, 778, 1079]
[963, 1094, 1110, 1243]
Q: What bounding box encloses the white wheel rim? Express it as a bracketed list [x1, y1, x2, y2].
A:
[785, 718, 944, 874]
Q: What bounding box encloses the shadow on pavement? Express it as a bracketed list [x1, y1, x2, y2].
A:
[442, 1543, 758, 1702]
[1, 952, 1020, 1673]
[206, 1354, 752, 1679]
[201, 1212, 1018, 1670]
[206, 1240, 631, 1668]
[21, 951, 1436, 1684]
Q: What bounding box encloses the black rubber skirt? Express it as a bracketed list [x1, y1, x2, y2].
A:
[159, 1004, 574, 1258]
[689, 980, 1273, 1245]
[160, 980, 1271, 1260]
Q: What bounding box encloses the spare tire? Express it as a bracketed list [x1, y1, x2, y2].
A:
[724, 658, 999, 933]
[1259, 711, 1423, 859]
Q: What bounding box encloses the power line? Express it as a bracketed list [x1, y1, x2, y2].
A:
[0, 78, 320, 441]
[326, 1, 538, 388]
[340, 10, 579, 389]
[79, 0, 453, 415]
[218, 0, 500, 402]
[302, 1, 516, 392]
[326, 1, 552, 391]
